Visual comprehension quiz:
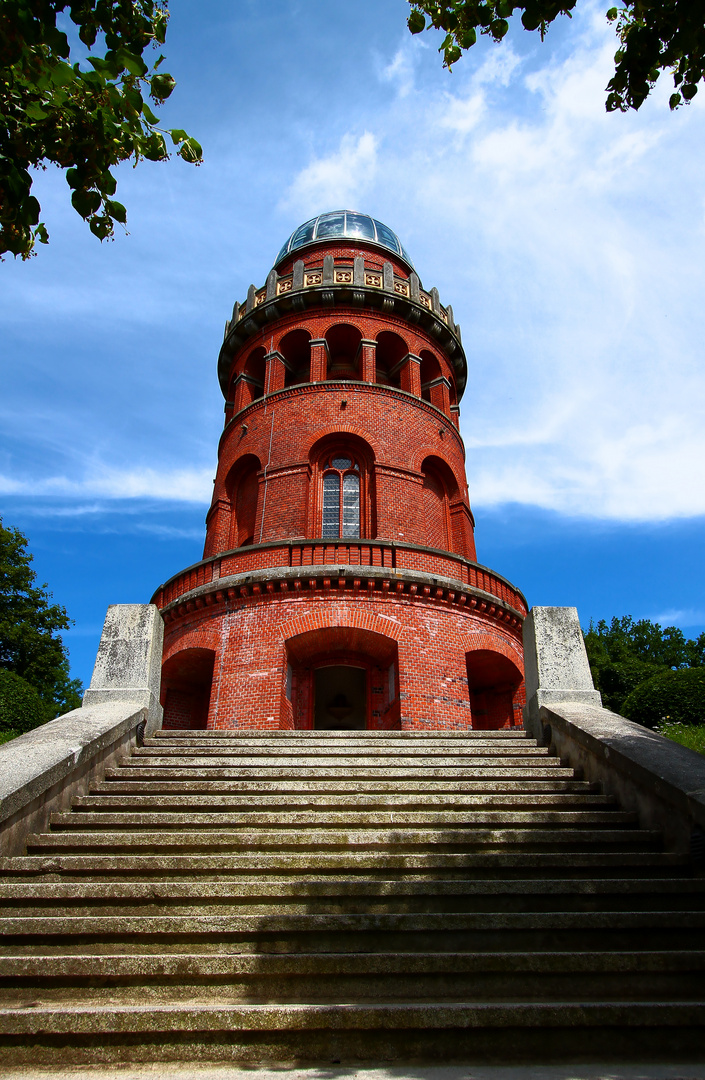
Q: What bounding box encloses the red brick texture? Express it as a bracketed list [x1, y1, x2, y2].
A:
[154, 233, 527, 731]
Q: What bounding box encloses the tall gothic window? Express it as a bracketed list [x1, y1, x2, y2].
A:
[321, 455, 360, 538]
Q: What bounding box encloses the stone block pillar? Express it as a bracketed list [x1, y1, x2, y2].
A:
[83, 605, 165, 735]
[359, 340, 376, 383]
[398, 353, 422, 397]
[522, 606, 602, 724]
[309, 339, 329, 383]
[427, 376, 451, 417]
[264, 350, 287, 394]
[233, 375, 258, 414]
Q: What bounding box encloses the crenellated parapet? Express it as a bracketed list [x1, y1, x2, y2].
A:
[218, 253, 466, 400]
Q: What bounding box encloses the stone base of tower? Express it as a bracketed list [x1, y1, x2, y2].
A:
[154, 563, 526, 732]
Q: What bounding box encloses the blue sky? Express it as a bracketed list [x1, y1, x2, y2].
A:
[2, 0, 705, 688]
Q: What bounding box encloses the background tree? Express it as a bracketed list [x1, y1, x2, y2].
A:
[408, 0, 705, 112]
[0, 517, 83, 728]
[1, 0, 202, 260]
[583, 614, 705, 715]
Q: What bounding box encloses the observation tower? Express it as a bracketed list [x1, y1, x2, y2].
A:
[151, 211, 528, 731]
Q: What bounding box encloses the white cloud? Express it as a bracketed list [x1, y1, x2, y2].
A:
[276, 4, 705, 521]
[280, 132, 378, 217]
[0, 467, 213, 504]
[650, 609, 705, 628]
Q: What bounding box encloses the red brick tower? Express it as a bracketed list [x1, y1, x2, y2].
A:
[152, 212, 527, 731]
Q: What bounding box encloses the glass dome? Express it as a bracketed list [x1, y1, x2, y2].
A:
[274, 211, 414, 269]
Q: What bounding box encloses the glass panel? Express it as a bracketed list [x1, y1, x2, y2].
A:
[331, 455, 352, 469]
[373, 219, 401, 254]
[400, 243, 414, 268]
[322, 473, 340, 538]
[275, 241, 290, 264]
[342, 472, 360, 538]
[291, 219, 316, 249]
[345, 212, 375, 241]
[315, 212, 345, 239]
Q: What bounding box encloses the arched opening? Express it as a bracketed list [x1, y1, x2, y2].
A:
[325, 324, 363, 382]
[421, 455, 459, 552]
[285, 626, 399, 730]
[309, 433, 376, 540]
[466, 650, 523, 730]
[375, 331, 407, 390]
[161, 648, 215, 730]
[226, 454, 262, 548]
[280, 328, 311, 387]
[242, 346, 266, 399]
[420, 350, 442, 404]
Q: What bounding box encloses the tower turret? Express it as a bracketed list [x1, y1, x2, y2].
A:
[152, 212, 527, 731]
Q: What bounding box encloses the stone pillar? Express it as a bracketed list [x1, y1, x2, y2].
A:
[359, 339, 376, 383]
[233, 375, 258, 414]
[264, 350, 287, 394]
[83, 605, 165, 736]
[397, 353, 421, 397]
[522, 607, 602, 727]
[450, 404, 460, 429]
[427, 376, 451, 416]
[309, 338, 329, 382]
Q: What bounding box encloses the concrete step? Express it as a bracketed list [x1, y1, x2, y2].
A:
[3, 885, 702, 917]
[48, 810, 637, 830]
[130, 751, 553, 765]
[74, 792, 614, 811]
[135, 745, 547, 760]
[95, 776, 595, 793]
[151, 729, 531, 740]
[26, 827, 663, 855]
[1, 850, 685, 880]
[111, 765, 579, 780]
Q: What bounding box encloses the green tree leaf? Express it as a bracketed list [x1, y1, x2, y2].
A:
[1, 1, 201, 260]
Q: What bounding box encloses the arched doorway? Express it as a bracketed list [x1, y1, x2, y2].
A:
[466, 649, 523, 730]
[161, 648, 215, 729]
[284, 626, 399, 730]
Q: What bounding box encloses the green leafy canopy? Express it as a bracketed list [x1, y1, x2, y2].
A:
[0, 0, 203, 260]
[408, 0, 705, 113]
[0, 517, 83, 719]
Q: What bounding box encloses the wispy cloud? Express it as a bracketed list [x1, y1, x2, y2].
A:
[0, 467, 213, 504]
[280, 132, 378, 217]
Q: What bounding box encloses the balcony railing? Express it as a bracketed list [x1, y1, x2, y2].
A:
[153, 539, 527, 619]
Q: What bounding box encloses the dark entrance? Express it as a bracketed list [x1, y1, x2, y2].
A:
[314, 665, 366, 730]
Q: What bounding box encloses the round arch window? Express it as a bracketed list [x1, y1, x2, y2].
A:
[321, 455, 360, 538]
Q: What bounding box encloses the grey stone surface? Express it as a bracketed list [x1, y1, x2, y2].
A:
[410, 272, 420, 302]
[246, 283, 256, 313]
[5, 1067, 705, 1080]
[0, 701, 146, 829]
[430, 286, 441, 314]
[323, 254, 335, 285]
[354, 256, 365, 286]
[266, 269, 278, 301]
[292, 260, 304, 290]
[538, 700, 705, 840]
[383, 261, 394, 291]
[523, 607, 601, 708]
[83, 604, 163, 734]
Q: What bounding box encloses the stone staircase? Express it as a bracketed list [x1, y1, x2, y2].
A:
[0, 728, 703, 1066]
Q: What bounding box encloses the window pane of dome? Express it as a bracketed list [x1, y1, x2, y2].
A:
[316, 212, 345, 239]
[275, 241, 290, 264]
[342, 473, 360, 538]
[291, 219, 316, 248]
[373, 219, 401, 254]
[322, 473, 340, 537]
[345, 213, 375, 241]
[331, 455, 352, 469]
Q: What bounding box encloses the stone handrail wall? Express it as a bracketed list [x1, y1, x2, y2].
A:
[0, 604, 164, 857]
[523, 605, 705, 859]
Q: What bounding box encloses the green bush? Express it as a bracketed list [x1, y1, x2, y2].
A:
[621, 667, 705, 729]
[657, 721, 705, 757]
[0, 668, 51, 736]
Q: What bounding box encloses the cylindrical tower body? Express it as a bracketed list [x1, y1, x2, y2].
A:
[152, 212, 527, 731]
